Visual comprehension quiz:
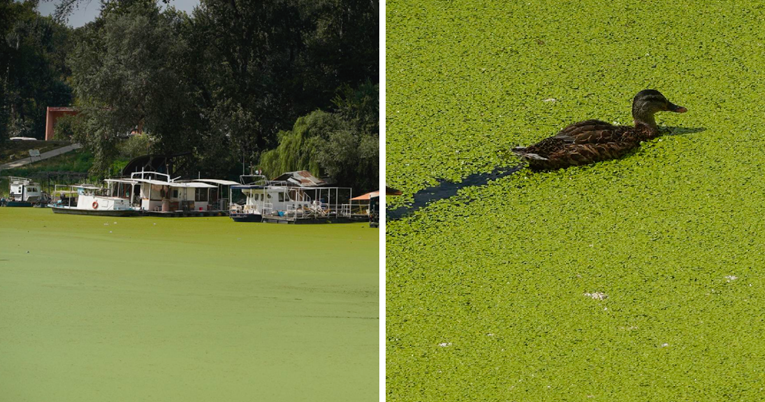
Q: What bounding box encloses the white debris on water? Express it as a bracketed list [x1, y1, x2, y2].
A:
[113, 222, 117, 224]
[438, 342, 452, 347]
[661, 343, 669, 348]
[104, 223, 109, 226]
[543, 98, 557, 102]
[584, 292, 607, 300]
[725, 275, 738, 282]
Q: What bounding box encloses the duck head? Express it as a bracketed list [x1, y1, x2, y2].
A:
[632, 89, 687, 134]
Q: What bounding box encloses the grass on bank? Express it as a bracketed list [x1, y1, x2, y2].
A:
[0, 150, 96, 197]
[386, 0, 765, 400]
[0, 140, 71, 165]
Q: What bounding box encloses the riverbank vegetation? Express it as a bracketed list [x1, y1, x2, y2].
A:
[1, 0, 378, 191]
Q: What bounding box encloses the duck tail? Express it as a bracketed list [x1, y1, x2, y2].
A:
[512, 147, 548, 161]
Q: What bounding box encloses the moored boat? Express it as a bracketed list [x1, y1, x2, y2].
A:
[229, 171, 357, 224]
[51, 184, 139, 216]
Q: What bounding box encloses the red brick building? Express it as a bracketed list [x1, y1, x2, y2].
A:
[45, 107, 79, 141]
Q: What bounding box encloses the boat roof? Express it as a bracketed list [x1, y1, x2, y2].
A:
[171, 182, 215, 188]
[232, 184, 353, 191]
[105, 178, 215, 188]
[191, 179, 240, 186]
[351, 191, 380, 201]
[231, 184, 270, 190]
[271, 170, 326, 187]
[104, 178, 139, 184]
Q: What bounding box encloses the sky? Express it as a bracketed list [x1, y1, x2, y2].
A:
[37, 0, 200, 28]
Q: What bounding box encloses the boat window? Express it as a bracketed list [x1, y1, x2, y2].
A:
[173, 189, 179, 198]
[195, 188, 208, 202]
[150, 184, 163, 201]
[278, 192, 284, 202]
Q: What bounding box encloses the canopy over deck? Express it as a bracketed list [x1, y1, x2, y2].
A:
[192, 179, 240, 186]
[351, 191, 380, 201]
[271, 170, 326, 187]
[105, 177, 214, 188]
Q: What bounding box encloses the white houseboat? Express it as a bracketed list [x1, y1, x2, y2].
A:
[51, 184, 138, 216]
[51, 171, 224, 217]
[104, 171, 220, 216]
[229, 172, 357, 224]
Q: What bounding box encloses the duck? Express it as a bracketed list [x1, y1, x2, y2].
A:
[512, 90, 687, 171]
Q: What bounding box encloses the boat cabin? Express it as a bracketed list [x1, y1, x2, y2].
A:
[230, 174, 356, 223]
[105, 171, 217, 213]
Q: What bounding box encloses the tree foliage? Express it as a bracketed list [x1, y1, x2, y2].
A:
[66, 1, 201, 175]
[260, 110, 342, 179]
[260, 83, 379, 192]
[0, 0, 72, 141]
[3, 0, 378, 189]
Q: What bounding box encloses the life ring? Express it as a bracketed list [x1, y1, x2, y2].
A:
[92, 201, 98, 209]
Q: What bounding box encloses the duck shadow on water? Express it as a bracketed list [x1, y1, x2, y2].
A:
[664, 126, 706, 136]
[387, 164, 524, 220]
[387, 127, 705, 221]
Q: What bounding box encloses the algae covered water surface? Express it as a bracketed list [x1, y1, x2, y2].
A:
[0, 208, 378, 401]
[387, 0, 765, 400]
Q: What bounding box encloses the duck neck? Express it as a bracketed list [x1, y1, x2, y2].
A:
[633, 114, 659, 136]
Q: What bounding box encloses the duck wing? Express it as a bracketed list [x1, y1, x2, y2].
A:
[553, 120, 619, 144]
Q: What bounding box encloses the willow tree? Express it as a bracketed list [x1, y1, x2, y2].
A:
[259, 110, 342, 179]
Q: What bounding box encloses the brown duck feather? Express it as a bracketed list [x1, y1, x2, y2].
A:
[516, 123, 653, 170]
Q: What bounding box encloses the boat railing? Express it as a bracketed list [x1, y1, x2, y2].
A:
[131, 170, 171, 183]
[218, 197, 229, 211]
[286, 204, 301, 221]
[239, 174, 268, 186]
[287, 189, 312, 203]
[261, 202, 274, 217]
[340, 204, 352, 218]
[8, 176, 33, 184]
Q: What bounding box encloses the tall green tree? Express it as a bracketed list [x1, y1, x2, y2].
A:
[67, 1, 200, 174]
[189, 0, 304, 164]
[1, 0, 72, 141]
[189, 0, 379, 167]
[55, 0, 379, 185]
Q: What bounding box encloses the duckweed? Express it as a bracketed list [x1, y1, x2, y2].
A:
[0, 209, 378, 401]
[387, 0, 765, 400]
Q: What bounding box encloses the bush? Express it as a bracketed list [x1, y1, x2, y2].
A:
[117, 135, 153, 159]
[53, 115, 81, 141]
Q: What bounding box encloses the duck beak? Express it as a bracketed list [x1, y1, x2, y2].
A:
[669, 103, 687, 113]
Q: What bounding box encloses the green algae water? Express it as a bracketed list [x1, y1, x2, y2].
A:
[387, 0, 765, 400]
[0, 208, 378, 401]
